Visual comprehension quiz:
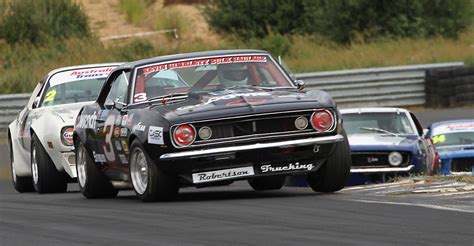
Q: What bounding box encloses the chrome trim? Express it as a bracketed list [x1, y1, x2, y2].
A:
[350, 165, 414, 173]
[160, 134, 344, 160]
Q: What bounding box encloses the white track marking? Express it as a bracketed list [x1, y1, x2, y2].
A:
[352, 199, 474, 214]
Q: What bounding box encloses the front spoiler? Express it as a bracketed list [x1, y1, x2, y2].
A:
[160, 134, 344, 161]
[350, 165, 414, 173]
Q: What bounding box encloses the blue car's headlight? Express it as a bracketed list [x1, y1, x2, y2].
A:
[388, 151, 403, 166]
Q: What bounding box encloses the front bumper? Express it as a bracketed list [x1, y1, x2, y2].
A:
[160, 134, 344, 160]
[159, 134, 344, 185]
[350, 165, 414, 173]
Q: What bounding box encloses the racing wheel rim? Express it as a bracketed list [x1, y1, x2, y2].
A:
[31, 146, 39, 185]
[76, 144, 87, 188]
[130, 148, 148, 195]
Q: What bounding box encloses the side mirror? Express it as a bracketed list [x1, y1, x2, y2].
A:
[422, 129, 429, 138]
[104, 100, 114, 110]
[114, 101, 127, 111]
[295, 80, 305, 91]
[32, 97, 40, 109]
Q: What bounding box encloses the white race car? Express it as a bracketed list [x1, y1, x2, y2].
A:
[7, 63, 121, 193]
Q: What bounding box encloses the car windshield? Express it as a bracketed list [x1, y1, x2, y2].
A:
[342, 112, 415, 135]
[132, 54, 294, 103]
[40, 66, 115, 107]
[431, 122, 474, 147]
[431, 132, 474, 147]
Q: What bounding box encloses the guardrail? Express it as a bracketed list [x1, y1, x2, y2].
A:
[296, 62, 464, 108]
[0, 62, 466, 130]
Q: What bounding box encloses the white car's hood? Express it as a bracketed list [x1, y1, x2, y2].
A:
[41, 101, 92, 125]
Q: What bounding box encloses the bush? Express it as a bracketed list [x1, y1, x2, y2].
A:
[204, 0, 304, 39]
[0, 0, 90, 45]
[205, 0, 473, 43]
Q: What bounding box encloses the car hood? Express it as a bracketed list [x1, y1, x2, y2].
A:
[41, 102, 92, 124]
[145, 88, 335, 124]
[435, 145, 474, 159]
[348, 133, 419, 152]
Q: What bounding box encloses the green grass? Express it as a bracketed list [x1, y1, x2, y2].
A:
[119, 0, 147, 24]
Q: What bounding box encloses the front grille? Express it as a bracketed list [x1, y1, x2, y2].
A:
[451, 158, 474, 172]
[351, 152, 410, 168]
[172, 109, 336, 148]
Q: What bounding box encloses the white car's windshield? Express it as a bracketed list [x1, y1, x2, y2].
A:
[342, 112, 415, 135]
[40, 66, 115, 107]
[132, 54, 294, 103]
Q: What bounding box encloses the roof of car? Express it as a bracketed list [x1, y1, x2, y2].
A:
[115, 49, 270, 70]
[340, 107, 409, 114]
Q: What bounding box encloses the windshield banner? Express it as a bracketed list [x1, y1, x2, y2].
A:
[49, 66, 115, 87]
[432, 121, 474, 136]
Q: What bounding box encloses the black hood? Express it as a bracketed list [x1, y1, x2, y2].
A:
[144, 88, 336, 124]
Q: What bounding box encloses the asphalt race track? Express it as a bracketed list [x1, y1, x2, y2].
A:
[0, 108, 473, 245]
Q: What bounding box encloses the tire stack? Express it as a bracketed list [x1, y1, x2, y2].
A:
[425, 67, 474, 107]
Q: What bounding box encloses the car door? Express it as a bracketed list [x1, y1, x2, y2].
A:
[94, 69, 131, 179]
[19, 79, 47, 152]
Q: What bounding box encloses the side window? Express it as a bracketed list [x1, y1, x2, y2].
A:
[105, 71, 129, 104]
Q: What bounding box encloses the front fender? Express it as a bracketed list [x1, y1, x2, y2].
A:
[8, 119, 31, 177]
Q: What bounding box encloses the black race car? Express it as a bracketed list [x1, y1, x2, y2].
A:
[74, 50, 351, 202]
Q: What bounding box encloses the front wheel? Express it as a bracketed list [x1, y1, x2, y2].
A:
[75, 141, 118, 199]
[129, 140, 178, 202]
[31, 133, 67, 193]
[307, 131, 351, 192]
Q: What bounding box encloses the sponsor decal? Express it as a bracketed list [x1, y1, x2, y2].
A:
[93, 151, 107, 163]
[114, 140, 122, 151]
[148, 126, 164, 145]
[62, 128, 74, 144]
[132, 122, 146, 132]
[192, 166, 254, 184]
[121, 115, 128, 126]
[141, 55, 267, 75]
[367, 157, 379, 163]
[121, 140, 129, 152]
[49, 67, 115, 87]
[120, 127, 128, 137]
[260, 162, 314, 173]
[118, 154, 128, 164]
[76, 112, 97, 129]
[432, 122, 474, 136]
[113, 127, 120, 138]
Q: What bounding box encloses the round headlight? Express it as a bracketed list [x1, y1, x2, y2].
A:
[294, 116, 309, 130]
[388, 151, 403, 166]
[310, 109, 334, 132]
[198, 126, 212, 140]
[173, 124, 196, 147]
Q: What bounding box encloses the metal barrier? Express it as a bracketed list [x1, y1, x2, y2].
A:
[0, 62, 465, 130]
[297, 62, 464, 108]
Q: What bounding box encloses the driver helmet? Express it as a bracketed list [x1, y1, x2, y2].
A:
[217, 63, 248, 87]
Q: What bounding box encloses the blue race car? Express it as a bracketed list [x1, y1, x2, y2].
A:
[341, 108, 438, 178]
[427, 119, 474, 175]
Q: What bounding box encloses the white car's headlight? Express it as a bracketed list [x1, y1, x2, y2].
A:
[388, 151, 403, 166]
[61, 126, 74, 146]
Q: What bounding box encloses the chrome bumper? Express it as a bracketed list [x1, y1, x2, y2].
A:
[350, 165, 414, 173]
[160, 134, 344, 161]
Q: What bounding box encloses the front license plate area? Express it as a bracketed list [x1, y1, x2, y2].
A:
[192, 166, 255, 184]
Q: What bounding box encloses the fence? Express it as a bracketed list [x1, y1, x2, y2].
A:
[0, 62, 467, 130]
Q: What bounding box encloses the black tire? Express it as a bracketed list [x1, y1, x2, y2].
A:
[75, 141, 118, 199]
[8, 136, 34, 193]
[31, 133, 67, 193]
[129, 140, 178, 202]
[248, 175, 286, 191]
[307, 130, 351, 193]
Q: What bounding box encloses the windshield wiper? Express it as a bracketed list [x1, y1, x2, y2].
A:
[225, 85, 296, 91]
[359, 127, 398, 136]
